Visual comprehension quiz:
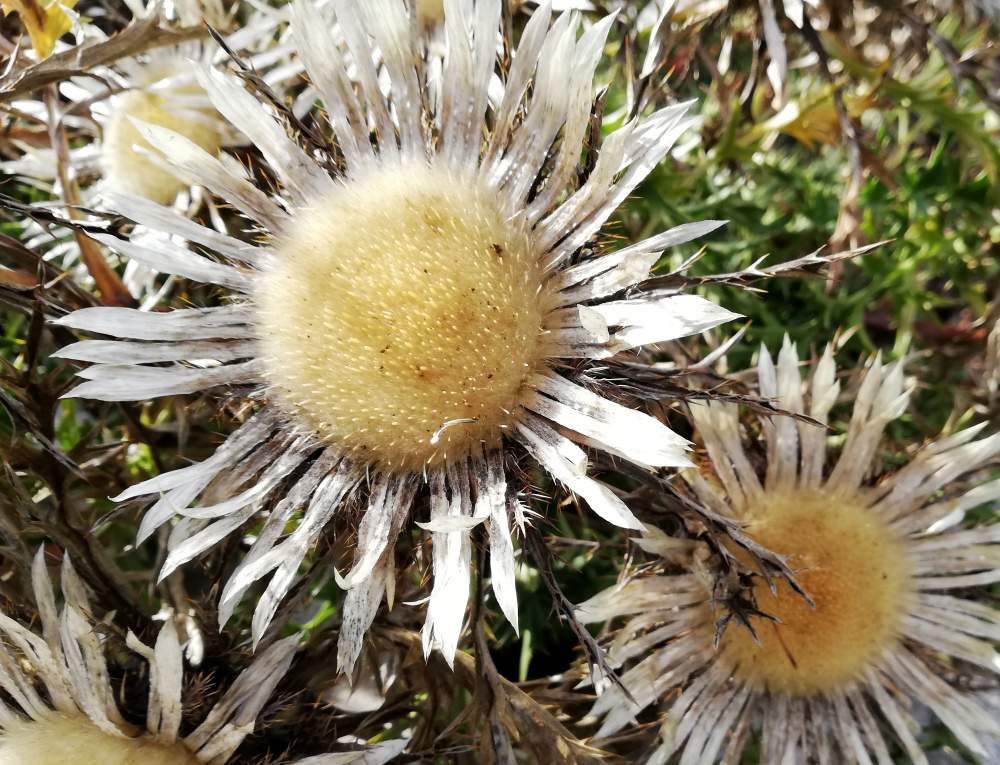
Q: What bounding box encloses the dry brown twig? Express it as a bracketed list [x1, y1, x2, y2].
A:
[0, 16, 207, 101]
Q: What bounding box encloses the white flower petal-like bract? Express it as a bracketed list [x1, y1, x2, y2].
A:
[578, 338, 1000, 764]
[57, 0, 740, 673]
[0, 548, 403, 765]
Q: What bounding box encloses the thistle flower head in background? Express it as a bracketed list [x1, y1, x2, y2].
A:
[1, 1, 285, 300]
[84, 0, 287, 206]
[0, 549, 317, 765]
[577, 339, 1000, 763]
[2, 0, 245, 206]
[98, 0, 241, 205]
[96, 48, 234, 206]
[415, 0, 445, 29]
[55, 0, 739, 673]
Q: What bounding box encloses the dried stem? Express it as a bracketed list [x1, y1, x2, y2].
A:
[795, 8, 863, 189]
[42, 84, 134, 305]
[522, 525, 635, 703]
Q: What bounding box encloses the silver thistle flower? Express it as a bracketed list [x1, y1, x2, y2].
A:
[0, 548, 406, 764]
[577, 339, 1000, 763]
[55, 0, 739, 673]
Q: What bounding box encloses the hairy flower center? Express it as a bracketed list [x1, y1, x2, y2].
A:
[257, 163, 554, 470]
[718, 491, 910, 696]
[416, 0, 445, 28]
[102, 65, 224, 205]
[0, 713, 201, 765]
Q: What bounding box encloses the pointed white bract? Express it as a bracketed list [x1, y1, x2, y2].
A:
[578, 339, 1000, 763]
[0, 549, 396, 764]
[58, 0, 739, 672]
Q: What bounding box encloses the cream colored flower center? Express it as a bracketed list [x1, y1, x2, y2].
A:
[718, 491, 911, 696]
[257, 163, 555, 470]
[102, 65, 224, 205]
[416, 0, 445, 28]
[0, 713, 201, 765]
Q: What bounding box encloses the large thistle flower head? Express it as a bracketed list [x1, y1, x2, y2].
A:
[0, 548, 298, 765]
[56, 0, 738, 672]
[577, 339, 1000, 763]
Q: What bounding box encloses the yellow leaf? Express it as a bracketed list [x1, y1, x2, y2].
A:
[782, 102, 841, 149]
[1, 0, 75, 58]
[752, 90, 878, 150]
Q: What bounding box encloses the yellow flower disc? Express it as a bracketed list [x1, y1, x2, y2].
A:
[0, 713, 201, 765]
[719, 491, 911, 696]
[257, 162, 556, 471]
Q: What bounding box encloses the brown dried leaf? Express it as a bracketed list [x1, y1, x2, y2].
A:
[0, 16, 207, 101]
[645, 240, 889, 296]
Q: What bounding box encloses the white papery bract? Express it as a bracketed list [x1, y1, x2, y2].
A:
[577, 339, 1000, 764]
[57, 0, 739, 673]
[0, 549, 409, 765]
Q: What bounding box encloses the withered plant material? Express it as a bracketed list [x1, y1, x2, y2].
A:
[0, 16, 208, 101]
